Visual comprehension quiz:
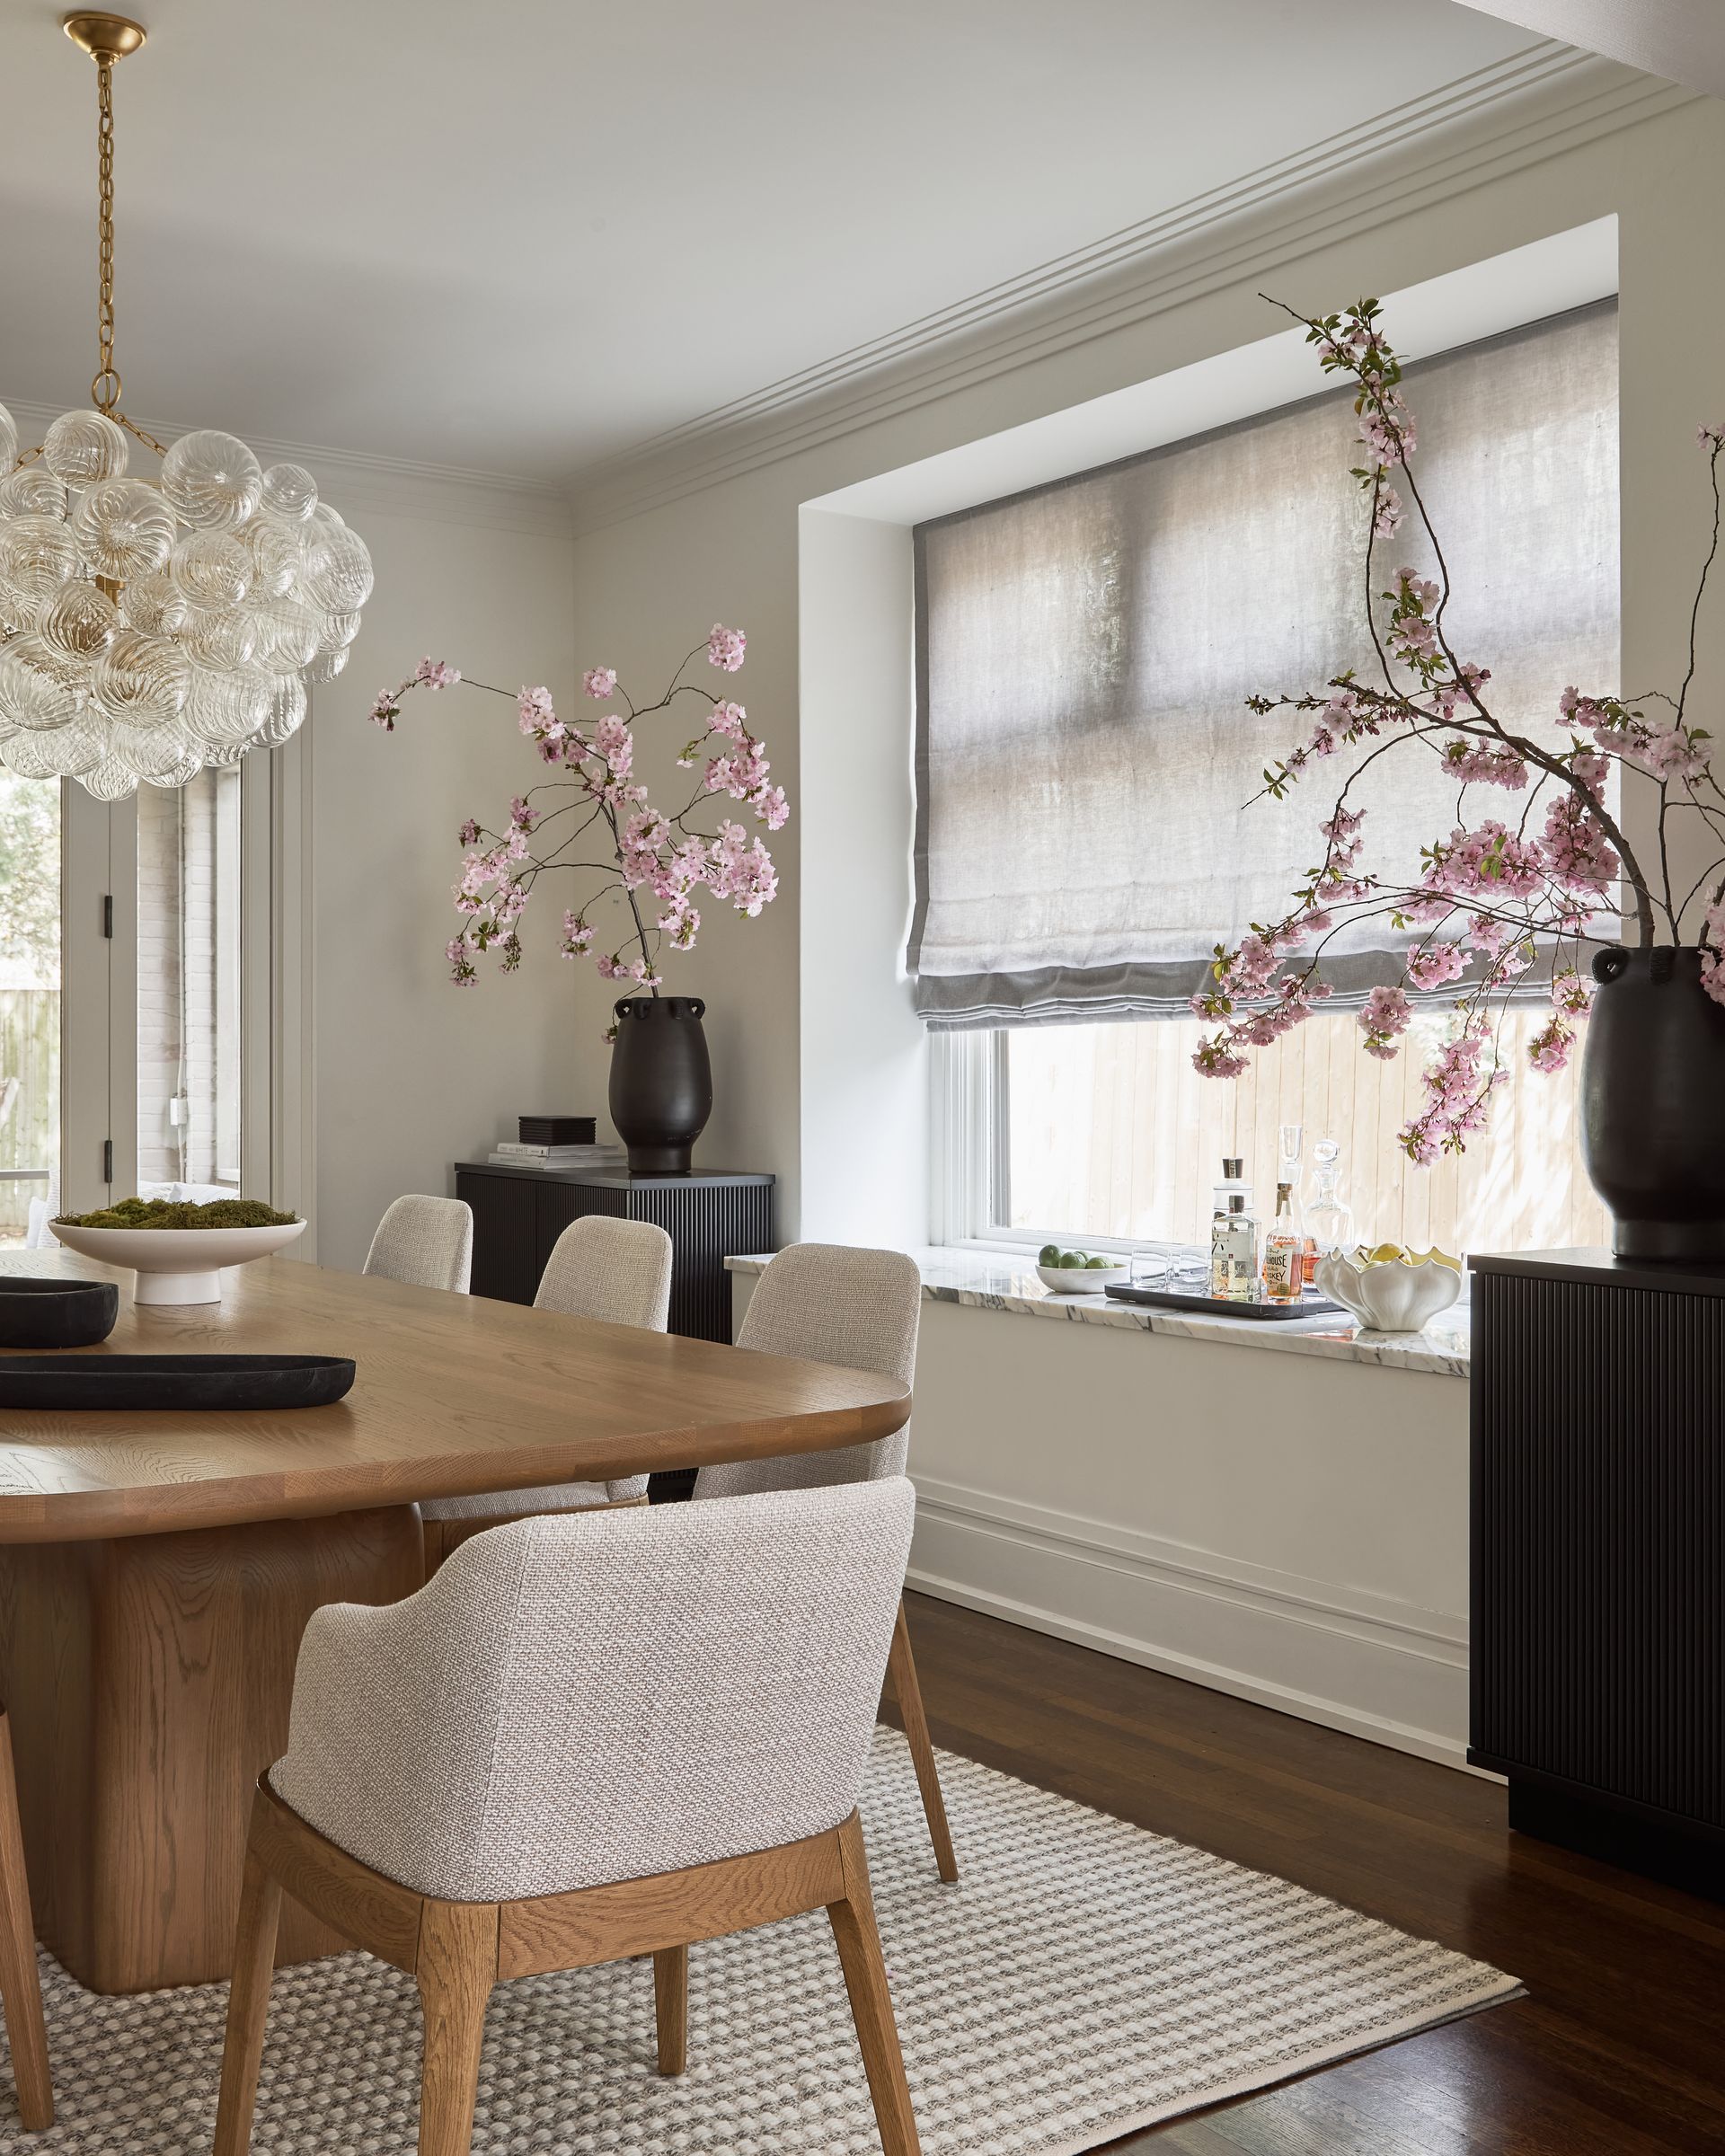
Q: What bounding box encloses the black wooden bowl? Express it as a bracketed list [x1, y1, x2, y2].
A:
[0, 1277, 119, 1350]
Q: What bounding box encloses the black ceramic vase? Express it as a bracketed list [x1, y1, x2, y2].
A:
[608, 994, 712, 1174]
[1581, 946, 1725, 1261]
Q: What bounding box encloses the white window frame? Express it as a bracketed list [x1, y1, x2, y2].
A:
[930, 1029, 1154, 1260]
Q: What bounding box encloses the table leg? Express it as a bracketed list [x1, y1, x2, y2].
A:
[0, 1505, 422, 1994]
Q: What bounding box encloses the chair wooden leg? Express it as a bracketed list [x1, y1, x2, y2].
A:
[653, 1945, 687, 2075]
[887, 1602, 959, 1884]
[212, 1829, 283, 2156]
[827, 1814, 922, 2156]
[0, 1714, 50, 2132]
[415, 1901, 497, 2156]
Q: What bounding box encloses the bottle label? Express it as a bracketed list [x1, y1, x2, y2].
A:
[1263, 1237, 1299, 1301]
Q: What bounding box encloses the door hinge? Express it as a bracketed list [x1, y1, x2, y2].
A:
[102, 1138, 112, 1185]
[102, 894, 112, 939]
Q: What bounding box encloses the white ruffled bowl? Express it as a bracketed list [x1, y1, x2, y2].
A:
[50, 1219, 305, 1305]
[1314, 1245, 1464, 1333]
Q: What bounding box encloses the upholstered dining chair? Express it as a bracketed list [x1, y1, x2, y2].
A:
[419, 1215, 675, 1569]
[696, 1243, 957, 1884]
[213, 1480, 924, 2156]
[0, 1712, 53, 2131]
[363, 1195, 474, 1295]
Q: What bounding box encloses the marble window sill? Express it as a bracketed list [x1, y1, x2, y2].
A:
[724, 1245, 1471, 1379]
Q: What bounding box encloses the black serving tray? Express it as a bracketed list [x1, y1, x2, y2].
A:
[0, 1354, 356, 1410]
[1104, 1284, 1346, 1321]
[0, 1277, 119, 1349]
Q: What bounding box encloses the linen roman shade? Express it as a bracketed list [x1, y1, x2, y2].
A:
[908, 302, 1620, 1029]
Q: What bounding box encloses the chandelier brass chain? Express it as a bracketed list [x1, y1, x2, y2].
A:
[93, 56, 119, 412]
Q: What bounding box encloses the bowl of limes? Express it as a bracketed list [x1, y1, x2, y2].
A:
[1035, 1245, 1130, 1294]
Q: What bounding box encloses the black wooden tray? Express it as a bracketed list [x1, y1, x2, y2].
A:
[0, 1278, 119, 1349]
[1104, 1284, 1346, 1321]
[0, 1354, 356, 1410]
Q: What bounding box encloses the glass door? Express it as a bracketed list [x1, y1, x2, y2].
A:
[0, 774, 62, 1246]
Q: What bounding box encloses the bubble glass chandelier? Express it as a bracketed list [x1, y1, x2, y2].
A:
[0, 13, 373, 799]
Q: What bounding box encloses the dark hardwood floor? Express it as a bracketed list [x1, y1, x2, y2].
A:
[891, 1591, 1725, 2155]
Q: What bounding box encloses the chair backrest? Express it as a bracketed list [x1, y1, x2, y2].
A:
[363, 1195, 473, 1295]
[277, 1477, 916, 1902]
[694, 1242, 920, 1502]
[534, 1215, 673, 1330]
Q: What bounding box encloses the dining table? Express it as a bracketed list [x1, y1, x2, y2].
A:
[0, 1248, 911, 1996]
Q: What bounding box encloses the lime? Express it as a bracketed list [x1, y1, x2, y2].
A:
[1085, 1255, 1112, 1268]
[1038, 1242, 1061, 1266]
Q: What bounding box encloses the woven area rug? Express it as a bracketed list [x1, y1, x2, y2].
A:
[2, 1729, 1518, 2153]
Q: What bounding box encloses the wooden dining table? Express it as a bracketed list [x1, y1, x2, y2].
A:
[0, 1249, 910, 1996]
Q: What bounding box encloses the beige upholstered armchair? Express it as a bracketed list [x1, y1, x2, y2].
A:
[215, 1479, 924, 2156]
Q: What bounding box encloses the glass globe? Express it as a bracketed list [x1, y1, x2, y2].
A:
[95, 631, 191, 728]
[0, 575, 45, 636]
[161, 429, 262, 530]
[298, 523, 373, 612]
[122, 571, 191, 638]
[257, 673, 307, 746]
[170, 530, 252, 608]
[314, 607, 363, 654]
[0, 517, 79, 601]
[0, 636, 84, 729]
[260, 463, 317, 522]
[82, 751, 140, 800]
[180, 604, 260, 673]
[238, 516, 304, 601]
[305, 642, 349, 685]
[184, 666, 272, 744]
[198, 733, 250, 767]
[0, 467, 69, 521]
[41, 579, 119, 660]
[4, 714, 102, 779]
[0, 402, 14, 472]
[253, 600, 320, 671]
[42, 409, 128, 484]
[74, 478, 176, 581]
[117, 720, 201, 782]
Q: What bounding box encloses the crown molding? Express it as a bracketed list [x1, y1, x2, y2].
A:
[3, 397, 573, 540]
[567, 43, 1693, 536]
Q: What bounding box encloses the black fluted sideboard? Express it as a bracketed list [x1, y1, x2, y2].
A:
[1470, 1247, 1725, 1899]
[454, 1164, 774, 1341]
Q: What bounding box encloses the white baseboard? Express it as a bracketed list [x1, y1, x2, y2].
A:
[908, 1476, 1493, 1776]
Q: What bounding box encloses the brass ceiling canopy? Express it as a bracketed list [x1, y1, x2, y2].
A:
[62, 13, 147, 63]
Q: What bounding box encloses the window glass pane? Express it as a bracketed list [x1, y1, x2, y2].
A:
[0, 776, 60, 1246]
[137, 768, 243, 1196]
[1003, 1013, 1607, 1254]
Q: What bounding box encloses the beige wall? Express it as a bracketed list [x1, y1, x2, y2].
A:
[564, 93, 1725, 1238]
[312, 502, 579, 1269]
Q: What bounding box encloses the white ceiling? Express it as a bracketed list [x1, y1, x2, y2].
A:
[1456, 0, 1725, 96]
[0, 2, 1560, 486]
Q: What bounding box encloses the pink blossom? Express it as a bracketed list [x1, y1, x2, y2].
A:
[1639, 726, 1711, 784]
[1442, 742, 1527, 790]
[1406, 940, 1468, 991]
[707, 623, 747, 672]
[710, 700, 748, 741]
[1372, 487, 1404, 539]
[754, 783, 790, 830]
[583, 667, 617, 699]
[1191, 1036, 1249, 1079]
[518, 685, 561, 742]
[509, 797, 538, 833]
[1701, 425, 1725, 450]
[456, 817, 480, 846]
[1527, 1016, 1574, 1074]
[595, 715, 633, 777]
[415, 658, 461, 691]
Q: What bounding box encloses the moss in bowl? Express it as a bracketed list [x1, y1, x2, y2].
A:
[56, 1197, 299, 1231]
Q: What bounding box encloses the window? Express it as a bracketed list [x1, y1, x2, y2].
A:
[916, 304, 1618, 1254]
[0, 776, 59, 1246]
[137, 767, 243, 1196]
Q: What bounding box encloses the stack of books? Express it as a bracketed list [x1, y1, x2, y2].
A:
[486, 1114, 627, 1171]
[488, 1139, 628, 1171]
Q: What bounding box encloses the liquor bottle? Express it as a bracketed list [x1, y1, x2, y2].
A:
[1279, 1122, 1319, 1286]
[1209, 1156, 1261, 1302]
[1305, 1137, 1356, 1272]
[1262, 1181, 1304, 1303]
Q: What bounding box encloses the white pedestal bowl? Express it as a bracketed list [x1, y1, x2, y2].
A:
[49, 1219, 306, 1305]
